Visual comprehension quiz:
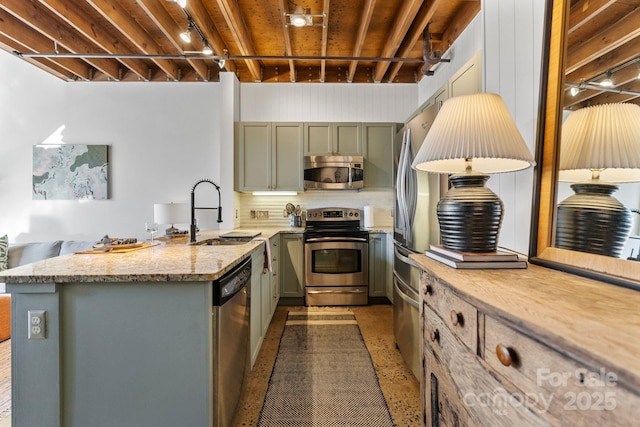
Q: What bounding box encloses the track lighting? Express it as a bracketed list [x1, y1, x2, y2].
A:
[217, 59, 226, 69]
[202, 43, 213, 56]
[180, 23, 192, 43]
[637, 62, 640, 80]
[285, 4, 323, 27]
[599, 71, 614, 87]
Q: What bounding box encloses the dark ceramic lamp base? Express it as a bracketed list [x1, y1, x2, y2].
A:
[556, 182, 631, 258]
[437, 173, 504, 253]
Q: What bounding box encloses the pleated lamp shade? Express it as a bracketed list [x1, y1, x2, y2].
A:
[411, 93, 535, 173]
[559, 103, 640, 183]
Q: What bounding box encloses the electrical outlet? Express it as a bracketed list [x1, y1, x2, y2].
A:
[28, 310, 47, 339]
[250, 210, 256, 219]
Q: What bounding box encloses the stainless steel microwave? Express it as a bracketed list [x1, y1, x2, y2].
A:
[303, 155, 364, 190]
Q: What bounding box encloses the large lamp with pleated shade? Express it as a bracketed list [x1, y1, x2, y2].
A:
[411, 93, 536, 253]
[556, 103, 640, 258]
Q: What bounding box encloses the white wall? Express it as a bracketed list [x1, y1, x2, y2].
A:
[0, 50, 223, 243]
[481, 0, 546, 254]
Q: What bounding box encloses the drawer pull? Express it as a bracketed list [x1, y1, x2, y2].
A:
[496, 344, 514, 367]
[450, 310, 463, 326]
[430, 329, 440, 343]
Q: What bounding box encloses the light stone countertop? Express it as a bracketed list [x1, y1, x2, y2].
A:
[0, 228, 296, 285]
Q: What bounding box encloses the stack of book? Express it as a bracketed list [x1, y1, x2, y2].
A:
[425, 244, 527, 269]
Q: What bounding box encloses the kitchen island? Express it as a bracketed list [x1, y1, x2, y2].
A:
[0, 231, 271, 427]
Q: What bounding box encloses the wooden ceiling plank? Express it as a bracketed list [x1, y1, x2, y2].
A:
[1, 0, 121, 80]
[566, 8, 640, 73]
[277, 0, 296, 82]
[134, 0, 208, 81]
[0, 8, 92, 80]
[347, 0, 376, 83]
[373, 0, 424, 83]
[215, 0, 262, 81]
[386, 0, 443, 83]
[186, 0, 237, 74]
[568, 0, 616, 34]
[86, 0, 180, 81]
[38, 0, 150, 81]
[438, 1, 480, 55]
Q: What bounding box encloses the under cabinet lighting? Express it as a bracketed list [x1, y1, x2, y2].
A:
[252, 191, 298, 196]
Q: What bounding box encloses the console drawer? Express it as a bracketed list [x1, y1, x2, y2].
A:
[421, 271, 478, 353]
[484, 315, 640, 426]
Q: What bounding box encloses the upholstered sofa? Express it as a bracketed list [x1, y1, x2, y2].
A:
[0, 240, 96, 341]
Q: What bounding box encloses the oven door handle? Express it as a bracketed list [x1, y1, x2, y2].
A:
[305, 237, 368, 243]
[306, 289, 366, 294]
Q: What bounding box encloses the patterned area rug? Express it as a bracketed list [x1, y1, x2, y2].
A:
[258, 308, 394, 426]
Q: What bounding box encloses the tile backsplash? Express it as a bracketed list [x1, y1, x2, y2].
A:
[235, 190, 393, 228]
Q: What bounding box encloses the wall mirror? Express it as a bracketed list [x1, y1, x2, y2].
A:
[530, 0, 640, 290]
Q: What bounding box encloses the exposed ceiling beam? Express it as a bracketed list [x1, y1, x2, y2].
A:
[566, 34, 640, 85]
[188, 0, 236, 74]
[86, 0, 180, 81]
[347, 0, 376, 83]
[38, 0, 150, 81]
[278, 0, 296, 82]
[567, 0, 616, 34]
[134, 0, 208, 81]
[373, 0, 424, 83]
[386, 0, 442, 82]
[319, 0, 330, 83]
[0, 34, 75, 80]
[215, 0, 262, 82]
[566, 7, 640, 73]
[0, 0, 121, 80]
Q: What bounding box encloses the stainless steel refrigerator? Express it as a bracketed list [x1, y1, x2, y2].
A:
[392, 102, 446, 379]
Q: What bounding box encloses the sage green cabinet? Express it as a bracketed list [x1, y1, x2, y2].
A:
[363, 123, 399, 188]
[236, 122, 303, 192]
[250, 248, 266, 367]
[303, 122, 362, 155]
[269, 236, 280, 315]
[279, 233, 304, 299]
[368, 232, 389, 298]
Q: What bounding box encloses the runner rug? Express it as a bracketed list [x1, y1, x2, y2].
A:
[257, 308, 394, 426]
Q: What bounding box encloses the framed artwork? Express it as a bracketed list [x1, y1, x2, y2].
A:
[33, 144, 109, 200]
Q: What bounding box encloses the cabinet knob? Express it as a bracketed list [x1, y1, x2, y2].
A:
[450, 310, 463, 326]
[429, 329, 440, 343]
[423, 284, 433, 295]
[496, 344, 515, 367]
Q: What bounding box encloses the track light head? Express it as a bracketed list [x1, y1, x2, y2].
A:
[201, 43, 213, 55]
[180, 24, 192, 43]
[600, 71, 614, 87]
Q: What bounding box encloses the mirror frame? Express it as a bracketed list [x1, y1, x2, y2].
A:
[529, 0, 640, 290]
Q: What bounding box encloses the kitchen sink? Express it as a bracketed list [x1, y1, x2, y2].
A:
[193, 238, 250, 246]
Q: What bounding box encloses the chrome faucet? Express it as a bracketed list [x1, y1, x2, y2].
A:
[190, 179, 223, 242]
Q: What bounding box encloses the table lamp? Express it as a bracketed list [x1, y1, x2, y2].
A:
[411, 93, 536, 253]
[154, 202, 190, 237]
[556, 103, 640, 258]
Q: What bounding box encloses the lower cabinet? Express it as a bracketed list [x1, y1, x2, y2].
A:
[250, 236, 281, 368]
[368, 232, 389, 299]
[416, 257, 640, 427]
[279, 233, 304, 301]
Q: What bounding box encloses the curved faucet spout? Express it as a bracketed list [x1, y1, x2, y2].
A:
[190, 179, 223, 242]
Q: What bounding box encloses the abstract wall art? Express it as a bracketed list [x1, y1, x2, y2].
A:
[33, 144, 109, 200]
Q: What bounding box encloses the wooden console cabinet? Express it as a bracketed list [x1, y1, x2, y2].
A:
[411, 254, 640, 427]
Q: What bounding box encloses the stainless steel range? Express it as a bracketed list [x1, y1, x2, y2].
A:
[304, 207, 369, 306]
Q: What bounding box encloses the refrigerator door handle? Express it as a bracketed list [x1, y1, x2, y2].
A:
[396, 131, 409, 240]
[393, 274, 419, 308]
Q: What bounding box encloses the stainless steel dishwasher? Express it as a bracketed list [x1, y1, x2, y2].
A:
[212, 256, 251, 427]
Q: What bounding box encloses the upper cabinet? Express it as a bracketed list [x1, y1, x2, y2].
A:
[236, 122, 303, 192]
[303, 122, 362, 156]
[363, 123, 400, 189]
